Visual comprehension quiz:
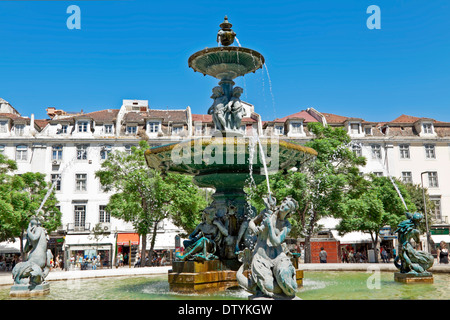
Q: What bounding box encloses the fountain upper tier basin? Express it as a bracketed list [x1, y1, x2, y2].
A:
[188, 47, 265, 80]
[144, 137, 317, 190]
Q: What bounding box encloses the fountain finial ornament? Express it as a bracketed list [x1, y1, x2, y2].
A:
[217, 15, 236, 46]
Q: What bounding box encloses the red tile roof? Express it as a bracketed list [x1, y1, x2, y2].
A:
[272, 110, 319, 123]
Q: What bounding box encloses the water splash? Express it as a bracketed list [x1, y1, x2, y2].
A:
[255, 134, 271, 195]
[263, 63, 276, 119]
[234, 37, 242, 47]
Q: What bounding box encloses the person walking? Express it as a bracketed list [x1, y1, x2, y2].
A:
[319, 247, 327, 263]
[438, 241, 449, 264]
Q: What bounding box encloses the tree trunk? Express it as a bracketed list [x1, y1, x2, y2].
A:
[148, 221, 159, 265]
[304, 210, 316, 264]
[304, 234, 311, 263]
[140, 233, 147, 267]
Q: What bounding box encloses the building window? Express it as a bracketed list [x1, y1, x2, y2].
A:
[99, 205, 111, 223]
[195, 124, 203, 135]
[424, 144, 435, 159]
[104, 124, 113, 134]
[371, 144, 382, 159]
[14, 124, 25, 136]
[74, 205, 86, 228]
[364, 127, 372, 135]
[76, 145, 88, 160]
[430, 197, 442, 221]
[373, 172, 384, 177]
[75, 174, 87, 191]
[52, 145, 63, 161]
[399, 144, 410, 159]
[15, 145, 28, 161]
[60, 125, 68, 134]
[401, 171, 412, 184]
[100, 145, 112, 160]
[423, 123, 433, 134]
[172, 125, 183, 135]
[51, 174, 61, 191]
[352, 144, 362, 157]
[126, 126, 137, 135]
[0, 120, 8, 133]
[274, 125, 284, 135]
[428, 171, 439, 188]
[291, 122, 303, 134]
[148, 122, 160, 133]
[350, 123, 360, 135]
[78, 121, 89, 133]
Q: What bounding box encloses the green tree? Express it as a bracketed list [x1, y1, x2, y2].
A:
[0, 154, 61, 257]
[95, 140, 207, 265]
[336, 175, 416, 262]
[0, 153, 18, 242]
[248, 122, 366, 262]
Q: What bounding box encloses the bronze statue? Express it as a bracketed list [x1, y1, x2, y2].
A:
[394, 212, 434, 275]
[237, 195, 299, 299]
[12, 217, 52, 288]
[176, 208, 228, 261]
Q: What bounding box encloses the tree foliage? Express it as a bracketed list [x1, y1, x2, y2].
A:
[0, 154, 61, 255]
[95, 140, 207, 263]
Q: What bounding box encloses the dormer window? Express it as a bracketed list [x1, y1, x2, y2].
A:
[14, 124, 25, 136]
[274, 125, 284, 135]
[126, 125, 137, 135]
[59, 125, 68, 134]
[0, 120, 8, 133]
[78, 121, 89, 133]
[423, 123, 433, 134]
[172, 125, 183, 135]
[147, 121, 161, 134]
[290, 122, 303, 134]
[364, 127, 372, 135]
[350, 123, 360, 135]
[104, 124, 113, 134]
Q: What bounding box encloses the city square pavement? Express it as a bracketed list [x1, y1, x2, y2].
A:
[1, 263, 449, 287]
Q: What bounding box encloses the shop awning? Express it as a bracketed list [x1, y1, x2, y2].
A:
[431, 234, 450, 245]
[331, 230, 373, 244]
[0, 240, 22, 254]
[64, 234, 116, 251]
[117, 233, 139, 246]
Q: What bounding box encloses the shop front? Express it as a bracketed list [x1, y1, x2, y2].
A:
[116, 233, 139, 267]
[331, 231, 374, 263]
[64, 234, 114, 270]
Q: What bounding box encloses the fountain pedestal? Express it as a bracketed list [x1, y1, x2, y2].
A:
[394, 273, 434, 284]
[10, 282, 50, 297]
[168, 259, 303, 294]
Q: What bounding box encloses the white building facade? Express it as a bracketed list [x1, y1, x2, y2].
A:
[1, 96, 449, 265]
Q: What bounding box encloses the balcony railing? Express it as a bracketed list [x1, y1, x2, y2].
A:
[67, 222, 91, 233]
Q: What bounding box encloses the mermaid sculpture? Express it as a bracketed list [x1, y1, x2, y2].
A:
[236, 195, 299, 299]
[12, 217, 53, 289]
[394, 212, 434, 275]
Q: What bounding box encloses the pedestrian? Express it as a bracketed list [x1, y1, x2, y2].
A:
[438, 241, 449, 264]
[381, 247, 388, 263]
[319, 247, 327, 263]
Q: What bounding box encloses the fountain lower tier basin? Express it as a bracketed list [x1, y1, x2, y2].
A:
[188, 46, 265, 80]
[168, 259, 303, 294]
[144, 137, 317, 190]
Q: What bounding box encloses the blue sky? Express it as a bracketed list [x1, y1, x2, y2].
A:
[0, 0, 449, 122]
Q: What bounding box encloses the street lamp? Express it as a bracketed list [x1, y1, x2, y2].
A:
[420, 171, 432, 253]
